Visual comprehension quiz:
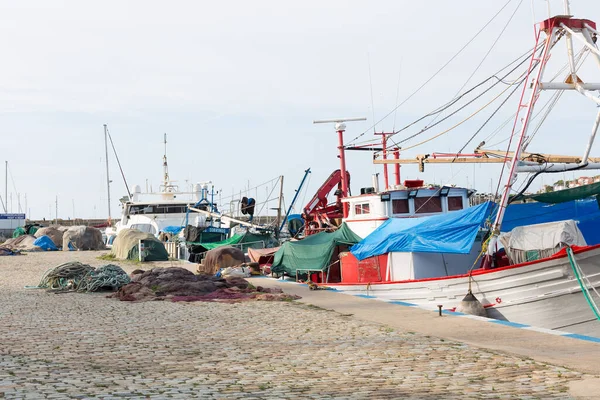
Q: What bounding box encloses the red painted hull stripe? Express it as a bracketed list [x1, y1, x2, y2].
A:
[326, 243, 600, 286]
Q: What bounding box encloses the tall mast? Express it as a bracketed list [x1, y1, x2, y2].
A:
[163, 133, 169, 188]
[4, 161, 7, 213]
[104, 124, 112, 222]
[313, 117, 367, 218]
[488, 4, 600, 256]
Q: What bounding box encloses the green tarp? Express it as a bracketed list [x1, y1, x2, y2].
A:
[188, 234, 244, 250]
[12, 227, 26, 238]
[526, 181, 600, 204]
[271, 223, 362, 276]
[111, 229, 169, 261]
[188, 232, 276, 253]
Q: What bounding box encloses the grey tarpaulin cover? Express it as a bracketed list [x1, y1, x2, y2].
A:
[499, 219, 586, 264]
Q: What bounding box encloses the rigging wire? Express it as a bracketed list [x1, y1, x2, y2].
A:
[217, 176, 281, 203]
[254, 177, 281, 217]
[490, 30, 565, 203]
[367, 52, 377, 134]
[346, 43, 542, 150]
[106, 128, 132, 199]
[392, 77, 520, 153]
[7, 163, 21, 212]
[425, 0, 525, 130]
[392, 59, 403, 133]
[453, 79, 524, 159]
[345, 0, 516, 146]
[384, 46, 538, 150]
[481, 48, 587, 149]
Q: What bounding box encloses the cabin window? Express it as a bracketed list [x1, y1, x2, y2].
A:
[129, 204, 189, 215]
[131, 224, 157, 235]
[448, 196, 464, 211]
[414, 197, 442, 213]
[354, 203, 371, 215]
[392, 199, 409, 214]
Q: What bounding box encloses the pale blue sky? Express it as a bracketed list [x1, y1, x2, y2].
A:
[1, 0, 599, 219]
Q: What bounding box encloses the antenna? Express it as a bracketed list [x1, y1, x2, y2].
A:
[313, 117, 367, 218]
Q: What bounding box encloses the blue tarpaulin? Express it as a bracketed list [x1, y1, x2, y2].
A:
[33, 235, 58, 251]
[162, 226, 183, 235]
[351, 201, 494, 260]
[502, 198, 600, 245]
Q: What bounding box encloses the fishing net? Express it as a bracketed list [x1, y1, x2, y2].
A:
[109, 267, 301, 303]
[35, 261, 130, 292]
[2, 235, 42, 252]
[78, 264, 131, 292]
[37, 261, 95, 290]
[34, 227, 64, 249]
[62, 226, 105, 251]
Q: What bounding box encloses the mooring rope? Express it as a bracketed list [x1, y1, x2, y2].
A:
[567, 246, 600, 321]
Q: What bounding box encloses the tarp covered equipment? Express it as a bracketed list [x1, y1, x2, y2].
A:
[33, 235, 58, 251]
[351, 201, 494, 260]
[111, 229, 169, 261]
[271, 223, 362, 275]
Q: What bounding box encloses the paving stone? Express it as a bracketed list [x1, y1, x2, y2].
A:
[0, 251, 588, 398]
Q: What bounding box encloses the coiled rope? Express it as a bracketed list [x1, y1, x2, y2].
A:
[29, 261, 130, 292]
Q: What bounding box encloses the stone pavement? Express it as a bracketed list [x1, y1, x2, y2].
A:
[0, 251, 595, 399]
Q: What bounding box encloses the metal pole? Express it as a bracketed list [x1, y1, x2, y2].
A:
[336, 124, 349, 218]
[382, 134, 389, 190]
[490, 28, 555, 242]
[393, 149, 401, 186]
[4, 161, 7, 213]
[280, 168, 311, 232]
[104, 124, 112, 222]
[276, 176, 284, 239]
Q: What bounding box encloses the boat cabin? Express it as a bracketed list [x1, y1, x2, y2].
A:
[343, 180, 472, 239]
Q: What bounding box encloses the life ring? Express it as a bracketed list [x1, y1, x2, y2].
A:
[495, 297, 502, 304]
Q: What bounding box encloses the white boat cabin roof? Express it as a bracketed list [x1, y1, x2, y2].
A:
[343, 183, 472, 220]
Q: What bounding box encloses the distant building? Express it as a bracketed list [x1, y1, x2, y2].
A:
[0, 213, 26, 238]
[544, 175, 600, 193]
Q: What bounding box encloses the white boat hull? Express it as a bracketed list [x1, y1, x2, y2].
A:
[328, 246, 600, 337]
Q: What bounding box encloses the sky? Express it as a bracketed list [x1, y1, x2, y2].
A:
[1, 0, 600, 220]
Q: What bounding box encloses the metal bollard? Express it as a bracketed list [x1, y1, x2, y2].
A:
[437, 304, 443, 316]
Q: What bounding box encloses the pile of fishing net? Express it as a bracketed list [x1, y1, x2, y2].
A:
[35, 261, 130, 292]
[109, 267, 301, 303]
[2, 235, 43, 252]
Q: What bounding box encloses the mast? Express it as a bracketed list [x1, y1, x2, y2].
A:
[488, 3, 600, 256]
[163, 133, 169, 189]
[104, 124, 112, 222]
[276, 175, 284, 239]
[3, 161, 7, 213]
[280, 168, 311, 232]
[313, 117, 367, 218]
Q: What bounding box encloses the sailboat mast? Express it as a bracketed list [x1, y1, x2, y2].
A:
[4, 161, 7, 213]
[163, 133, 169, 188]
[104, 124, 112, 222]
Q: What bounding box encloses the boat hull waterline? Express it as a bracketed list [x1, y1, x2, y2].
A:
[327, 245, 600, 337]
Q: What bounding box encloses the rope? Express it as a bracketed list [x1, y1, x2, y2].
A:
[347, 0, 517, 145]
[424, 0, 524, 130]
[567, 246, 600, 320]
[78, 264, 131, 292]
[30, 261, 130, 292]
[396, 82, 516, 153]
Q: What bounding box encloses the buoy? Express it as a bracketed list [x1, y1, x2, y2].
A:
[456, 290, 487, 317]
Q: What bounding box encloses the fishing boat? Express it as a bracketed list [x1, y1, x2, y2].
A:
[279, 1, 600, 336]
[114, 134, 230, 243]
